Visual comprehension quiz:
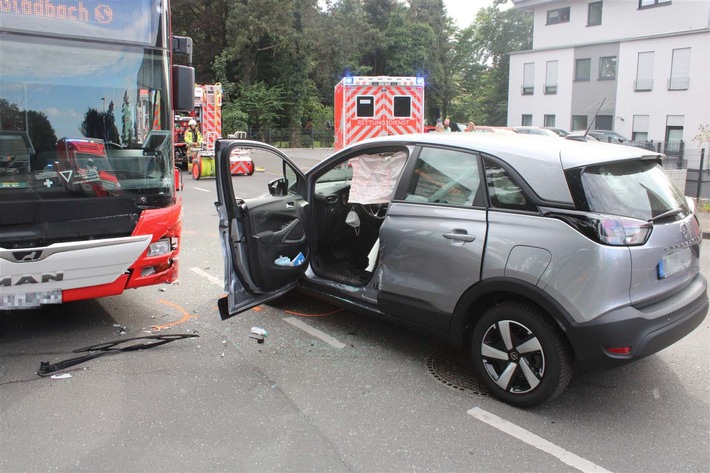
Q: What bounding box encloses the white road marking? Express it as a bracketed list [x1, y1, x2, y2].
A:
[468, 407, 612, 473]
[190, 267, 223, 287]
[194, 187, 211, 192]
[284, 317, 346, 349]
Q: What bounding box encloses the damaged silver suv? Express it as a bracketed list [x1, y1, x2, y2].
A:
[214, 133, 708, 407]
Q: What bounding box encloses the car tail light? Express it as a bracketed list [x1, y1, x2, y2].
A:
[606, 347, 631, 355]
[606, 346, 632, 355]
[544, 210, 652, 246]
[596, 216, 652, 245]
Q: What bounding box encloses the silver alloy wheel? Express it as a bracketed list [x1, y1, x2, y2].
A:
[480, 319, 545, 394]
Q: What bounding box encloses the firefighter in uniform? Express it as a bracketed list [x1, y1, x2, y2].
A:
[184, 119, 203, 164]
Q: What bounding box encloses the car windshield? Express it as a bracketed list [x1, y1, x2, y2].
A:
[575, 160, 688, 221]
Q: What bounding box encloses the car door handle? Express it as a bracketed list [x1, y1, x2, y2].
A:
[286, 201, 295, 210]
[443, 230, 476, 242]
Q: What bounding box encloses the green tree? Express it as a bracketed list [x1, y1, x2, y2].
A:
[459, 2, 532, 125]
[383, 5, 434, 76]
[407, 0, 455, 123]
[236, 81, 285, 137]
[0, 99, 57, 153]
[121, 91, 134, 145]
[221, 104, 249, 136]
[170, 0, 230, 83]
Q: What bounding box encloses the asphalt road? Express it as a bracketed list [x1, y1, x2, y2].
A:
[1, 146, 708, 472]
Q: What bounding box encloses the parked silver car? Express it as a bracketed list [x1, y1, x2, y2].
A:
[214, 133, 708, 407]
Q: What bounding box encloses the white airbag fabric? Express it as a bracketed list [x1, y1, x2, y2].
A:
[348, 151, 408, 204]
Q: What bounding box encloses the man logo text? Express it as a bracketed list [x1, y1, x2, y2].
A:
[0, 273, 64, 286]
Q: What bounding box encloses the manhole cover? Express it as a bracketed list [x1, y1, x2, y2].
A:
[426, 351, 489, 396]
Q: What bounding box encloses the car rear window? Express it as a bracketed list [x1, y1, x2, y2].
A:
[568, 160, 688, 221]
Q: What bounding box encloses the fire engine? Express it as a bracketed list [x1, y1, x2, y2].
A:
[334, 76, 425, 150]
[174, 83, 222, 178]
[180, 84, 254, 179]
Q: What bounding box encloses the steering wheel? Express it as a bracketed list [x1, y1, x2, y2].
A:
[359, 203, 388, 220]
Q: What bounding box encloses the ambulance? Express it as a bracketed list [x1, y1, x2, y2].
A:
[334, 76, 425, 150]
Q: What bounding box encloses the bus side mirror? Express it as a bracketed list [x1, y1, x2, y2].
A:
[173, 65, 195, 112]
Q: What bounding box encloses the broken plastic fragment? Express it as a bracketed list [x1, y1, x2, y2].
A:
[251, 327, 268, 337]
[51, 373, 72, 379]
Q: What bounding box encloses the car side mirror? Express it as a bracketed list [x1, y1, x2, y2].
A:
[268, 178, 288, 196]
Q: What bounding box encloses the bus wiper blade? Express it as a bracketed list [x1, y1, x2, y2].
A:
[37, 333, 199, 377]
[648, 207, 683, 223]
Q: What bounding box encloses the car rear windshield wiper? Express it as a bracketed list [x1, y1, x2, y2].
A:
[648, 207, 683, 223]
[37, 334, 199, 377]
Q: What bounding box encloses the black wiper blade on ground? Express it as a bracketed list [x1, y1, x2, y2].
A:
[37, 334, 199, 377]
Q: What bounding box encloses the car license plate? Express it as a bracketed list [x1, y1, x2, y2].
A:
[658, 248, 692, 279]
[0, 290, 62, 310]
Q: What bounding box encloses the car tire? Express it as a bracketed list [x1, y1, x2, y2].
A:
[192, 161, 201, 180]
[470, 302, 572, 408]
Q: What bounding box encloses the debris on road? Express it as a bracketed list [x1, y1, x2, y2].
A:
[37, 334, 200, 377]
[249, 327, 268, 344]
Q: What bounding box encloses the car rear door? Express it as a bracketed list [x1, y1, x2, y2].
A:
[576, 159, 702, 304]
[377, 145, 488, 331]
[215, 140, 310, 320]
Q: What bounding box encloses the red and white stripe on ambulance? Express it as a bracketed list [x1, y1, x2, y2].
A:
[334, 76, 424, 150]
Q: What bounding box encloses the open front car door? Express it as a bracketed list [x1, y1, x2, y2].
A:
[214, 140, 309, 320]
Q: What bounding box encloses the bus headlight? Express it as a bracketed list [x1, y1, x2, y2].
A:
[147, 238, 172, 257]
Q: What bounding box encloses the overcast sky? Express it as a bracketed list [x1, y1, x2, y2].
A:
[443, 0, 510, 28]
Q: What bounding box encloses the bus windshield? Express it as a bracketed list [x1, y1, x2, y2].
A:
[0, 34, 173, 207]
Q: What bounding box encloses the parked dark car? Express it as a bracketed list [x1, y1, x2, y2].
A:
[565, 132, 599, 142]
[513, 126, 559, 137]
[543, 127, 569, 137]
[587, 130, 649, 149]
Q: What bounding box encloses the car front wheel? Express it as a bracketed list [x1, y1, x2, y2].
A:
[470, 302, 573, 408]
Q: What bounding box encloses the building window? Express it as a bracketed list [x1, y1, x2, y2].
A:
[639, 0, 671, 9]
[522, 114, 533, 126]
[634, 51, 654, 91]
[575, 58, 591, 81]
[665, 115, 684, 154]
[522, 63, 534, 95]
[599, 56, 617, 80]
[588, 2, 603, 26]
[356, 96, 374, 117]
[544, 115, 556, 127]
[546, 7, 570, 24]
[596, 115, 613, 130]
[545, 61, 558, 94]
[668, 48, 690, 90]
[572, 115, 588, 131]
[632, 115, 649, 142]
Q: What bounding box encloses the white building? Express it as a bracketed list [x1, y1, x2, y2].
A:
[508, 0, 710, 148]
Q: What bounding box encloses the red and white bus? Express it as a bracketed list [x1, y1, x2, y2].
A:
[0, 0, 195, 309]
